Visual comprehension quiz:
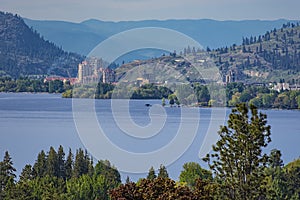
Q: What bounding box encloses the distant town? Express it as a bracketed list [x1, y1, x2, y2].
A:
[42, 55, 300, 94]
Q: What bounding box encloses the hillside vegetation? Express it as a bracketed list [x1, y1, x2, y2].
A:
[211, 22, 300, 83]
[116, 22, 300, 84]
[0, 11, 84, 78]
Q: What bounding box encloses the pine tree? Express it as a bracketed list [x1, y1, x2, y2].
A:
[157, 164, 169, 179]
[65, 148, 73, 179]
[46, 146, 58, 177]
[73, 148, 88, 178]
[265, 149, 287, 199]
[147, 166, 157, 180]
[19, 164, 33, 181]
[57, 145, 66, 179]
[0, 151, 16, 199]
[33, 150, 47, 177]
[204, 103, 271, 200]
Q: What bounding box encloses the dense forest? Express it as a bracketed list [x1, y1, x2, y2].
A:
[0, 11, 84, 78]
[0, 104, 299, 199]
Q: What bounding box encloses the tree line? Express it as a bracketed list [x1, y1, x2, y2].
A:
[0, 104, 299, 199]
[0, 77, 71, 93]
[2, 77, 300, 109]
[226, 82, 300, 109]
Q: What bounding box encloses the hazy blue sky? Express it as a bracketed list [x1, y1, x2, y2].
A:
[2, 0, 300, 22]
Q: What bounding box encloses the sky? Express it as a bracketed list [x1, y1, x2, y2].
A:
[1, 0, 300, 22]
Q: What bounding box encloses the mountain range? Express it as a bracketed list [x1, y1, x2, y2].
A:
[24, 18, 297, 57]
[1, 10, 299, 81]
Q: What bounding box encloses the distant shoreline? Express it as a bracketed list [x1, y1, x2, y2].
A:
[1, 92, 299, 111]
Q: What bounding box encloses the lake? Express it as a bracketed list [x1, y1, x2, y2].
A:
[0, 93, 299, 181]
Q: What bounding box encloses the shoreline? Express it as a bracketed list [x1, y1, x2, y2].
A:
[1, 92, 299, 111]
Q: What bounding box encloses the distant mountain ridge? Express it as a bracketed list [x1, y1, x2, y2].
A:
[0, 11, 84, 78]
[24, 18, 298, 57]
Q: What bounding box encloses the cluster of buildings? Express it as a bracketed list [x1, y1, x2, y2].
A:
[271, 82, 300, 92]
[44, 57, 116, 85]
[77, 57, 116, 84]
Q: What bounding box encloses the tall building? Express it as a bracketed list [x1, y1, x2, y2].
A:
[78, 63, 84, 82]
[77, 57, 115, 84]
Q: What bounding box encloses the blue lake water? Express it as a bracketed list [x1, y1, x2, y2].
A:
[0, 93, 299, 181]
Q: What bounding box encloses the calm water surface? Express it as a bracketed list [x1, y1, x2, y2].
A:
[0, 93, 299, 181]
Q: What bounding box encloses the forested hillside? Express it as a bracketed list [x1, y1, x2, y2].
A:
[0, 11, 84, 78]
[116, 22, 300, 84]
[213, 22, 300, 83]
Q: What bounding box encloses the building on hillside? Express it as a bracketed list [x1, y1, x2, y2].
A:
[272, 82, 290, 92]
[78, 57, 109, 83]
[290, 84, 300, 91]
[224, 70, 236, 83]
[102, 68, 116, 83]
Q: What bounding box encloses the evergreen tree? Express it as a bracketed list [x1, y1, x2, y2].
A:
[73, 148, 88, 178]
[147, 166, 157, 180]
[57, 145, 66, 179]
[0, 151, 16, 199]
[46, 146, 58, 177]
[65, 148, 73, 179]
[204, 103, 271, 200]
[94, 160, 121, 188]
[157, 164, 169, 179]
[33, 150, 47, 177]
[265, 149, 287, 199]
[19, 164, 33, 181]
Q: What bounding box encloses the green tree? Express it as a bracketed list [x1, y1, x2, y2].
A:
[19, 164, 33, 181]
[157, 164, 169, 179]
[265, 149, 287, 200]
[33, 150, 47, 177]
[147, 166, 157, 180]
[204, 103, 271, 200]
[0, 151, 16, 199]
[57, 145, 66, 179]
[168, 94, 176, 107]
[228, 92, 241, 107]
[162, 97, 166, 107]
[195, 84, 210, 105]
[179, 162, 212, 189]
[73, 148, 88, 178]
[66, 174, 94, 200]
[65, 148, 73, 180]
[284, 159, 300, 199]
[46, 146, 58, 177]
[94, 160, 121, 188]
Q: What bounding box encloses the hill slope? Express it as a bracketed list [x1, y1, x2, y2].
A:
[116, 22, 300, 84]
[0, 11, 84, 78]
